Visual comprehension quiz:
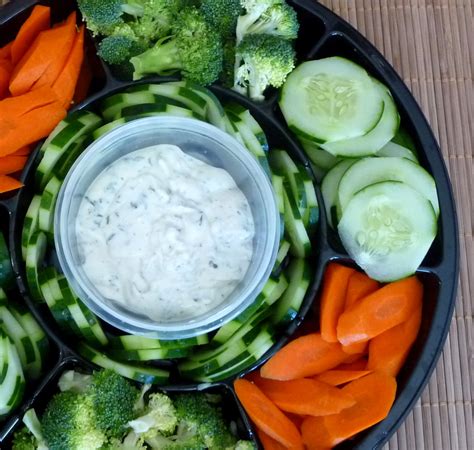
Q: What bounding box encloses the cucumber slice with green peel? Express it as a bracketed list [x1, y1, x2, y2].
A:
[321, 79, 400, 157]
[119, 103, 202, 120]
[38, 176, 62, 240]
[22, 194, 41, 261]
[300, 138, 341, 171]
[272, 258, 311, 326]
[280, 57, 384, 143]
[338, 181, 437, 282]
[272, 240, 291, 277]
[36, 111, 102, 189]
[392, 127, 417, 154]
[109, 346, 191, 362]
[297, 164, 319, 235]
[92, 115, 149, 139]
[100, 91, 162, 121]
[321, 159, 358, 228]
[337, 157, 439, 218]
[377, 141, 418, 163]
[53, 135, 90, 181]
[78, 342, 170, 384]
[269, 150, 307, 215]
[0, 232, 13, 290]
[271, 175, 285, 240]
[25, 231, 47, 303]
[109, 334, 209, 351]
[283, 182, 311, 258]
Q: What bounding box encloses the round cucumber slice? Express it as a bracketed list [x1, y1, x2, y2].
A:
[338, 181, 437, 282]
[280, 57, 384, 143]
[377, 141, 418, 163]
[337, 157, 439, 218]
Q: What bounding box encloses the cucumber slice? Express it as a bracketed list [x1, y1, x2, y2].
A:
[337, 157, 439, 217]
[109, 334, 209, 351]
[25, 231, 47, 303]
[38, 176, 62, 239]
[53, 134, 90, 181]
[78, 342, 170, 384]
[109, 346, 191, 362]
[300, 138, 341, 171]
[101, 91, 160, 121]
[321, 79, 400, 157]
[280, 57, 384, 143]
[119, 103, 202, 120]
[21, 195, 41, 261]
[377, 141, 418, 163]
[271, 175, 285, 240]
[297, 164, 319, 235]
[338, 181, 437, 282]
[392, 127, 417, 154]
[0, 232, 13, 290]
[321, 159, 358, 228]
[272, 240, 291, 277]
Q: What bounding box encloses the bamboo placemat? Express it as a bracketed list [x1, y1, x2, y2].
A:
[317, 1, 473, 449]
[1, 0, 472, 448]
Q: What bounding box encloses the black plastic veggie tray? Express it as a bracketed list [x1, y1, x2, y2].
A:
[0, 0, 459, 448]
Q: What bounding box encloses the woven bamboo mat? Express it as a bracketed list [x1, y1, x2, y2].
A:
[317, 1, 473, 449]
[1, 0, 472, 448]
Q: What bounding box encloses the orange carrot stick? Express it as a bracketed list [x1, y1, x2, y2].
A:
[0, 156, 28, 175]
[0, 42, 12, 60]
[0, 85, 58, 118]
[0, 59, 12, 99]
[315, 370, 372, 386]
[342, 272, 380, 355]
[0, 175, 23, 193]
[367, 294, 422, 377]
[336, 357, 368, 371]
[256, 429, 288, 450]
[337, 276, 423, 346]
[32, 12, 77, 90]
[10, 5, 51, 65]
[301, 416, 334, 449]
[255, 377, 355, 416]
[10, 146, 31, 157]
[51, 25, 85, 109]
[234, 379, 304, 450]
[319, 263, 356, 343]
[260, 333, 349, 380]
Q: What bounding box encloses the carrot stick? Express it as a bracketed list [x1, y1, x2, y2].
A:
[319, 263, 356, 343]
[0, 42, 12, 60]
[336, 357, 368, 371]
[0, 59, 12, 99]
[32, 12, 77, 90]
[0, 175, 23, 193]
[10, 5, 51, 65]
[51, 25, 85, 109]
[10, 146, 31, 157]
[254, 377, 356, 416]
[315, 370, 372, 386]
[0, 85, 58, 118]
[301, 416, 334, 449]
[0, 156, 28, 175]
[256, 429, 288, 450]
[342, 272, 380, 355]
[325, 372, 397, 446]
[9, 14, 76, 96]
[260, 333, 349, 380]
[234, 379, 304, 450]
[367, 294, 422, 377]
[337, 276, 423, 346]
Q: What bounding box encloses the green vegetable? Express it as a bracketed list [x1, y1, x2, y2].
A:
[200, 0, 242, 38]
[221, 37, 237, 87]
[12, 427, 37, 450]
[98, 34, 147, 65]
[0, 232, 14, 290]
[130, 7, 223, 85]
[234, 33, 295, 101]
[235, 440, 257, 450]
[57, 369, 92, 394]
[236, 0, 282, 43]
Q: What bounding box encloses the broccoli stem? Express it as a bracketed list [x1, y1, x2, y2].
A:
[130, 37, 182, 80]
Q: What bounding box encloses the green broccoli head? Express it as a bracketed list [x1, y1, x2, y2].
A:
[41, 391, 107, 450]
[89, 368, 140, 440]
[236, 0, 283, 43]
[173, 393, 237, 450]
[12, 427, 36, 450]
[235, 439, 257, 450]
[234, 33, 295, 100]
[220, 37, 237, 87]
[200, 0, 242, 38]
[77, 0, 145, 36]
[128, 392, 178, 438]
[130, 7, 223, 85]
[99, 34, 148, 65]
[241, 3, 299, 40]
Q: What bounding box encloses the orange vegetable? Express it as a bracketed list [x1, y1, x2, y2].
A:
[260, 333, 349, 380]
[0, 85, 58, 118]
[254, 377, 356, 416]
[32, 12, 77, 90]
[234, 379, 304, 450]
[336, 357, 368, 371]
[0, 156, 28, 175]
[0, 175, 23, 193]
[256, 429, 287, 450]
[367, 294, 422, 377]
[51, 25, 85, 109]
[9, 13, 76, 96]
[10, 5, 51, 65]
[319, 263, 355, 343]
[10, 146, 31, 157]
[315, 370, 372, 386]
[0, 42, 12, 60]
[301, 372, 397, 447]
[0, 58, 12, 99]
[342, 272, 380, 355]
[337, 276, 423, 346]
[72, 56, 92, 105]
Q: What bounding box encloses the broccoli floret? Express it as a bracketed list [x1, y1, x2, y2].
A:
[239, 3, 299, 40]
[13, 409, 49, 450]
[99, 34, 148, 64]
[42, 391, 107, 450]
[77, 0, 145, 36]
[234, 440, 257, 450]
[103, 431, 147, 450]
[130, 7, 223, 85]
[220, 37, 237, 87]
[173, 393, 237, 450]
[234, 33, 295, 101]
[128, 392, 178, 438]
[200, 0, 242, 38]
[89, 368, 140, 440]
[236, 0, 282, 43]
[12, 427, 36, 450]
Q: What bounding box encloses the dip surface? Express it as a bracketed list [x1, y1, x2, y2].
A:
[75, 144, 255, 321]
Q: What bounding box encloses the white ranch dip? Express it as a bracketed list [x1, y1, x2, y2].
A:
[75, 144, 255, 321]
